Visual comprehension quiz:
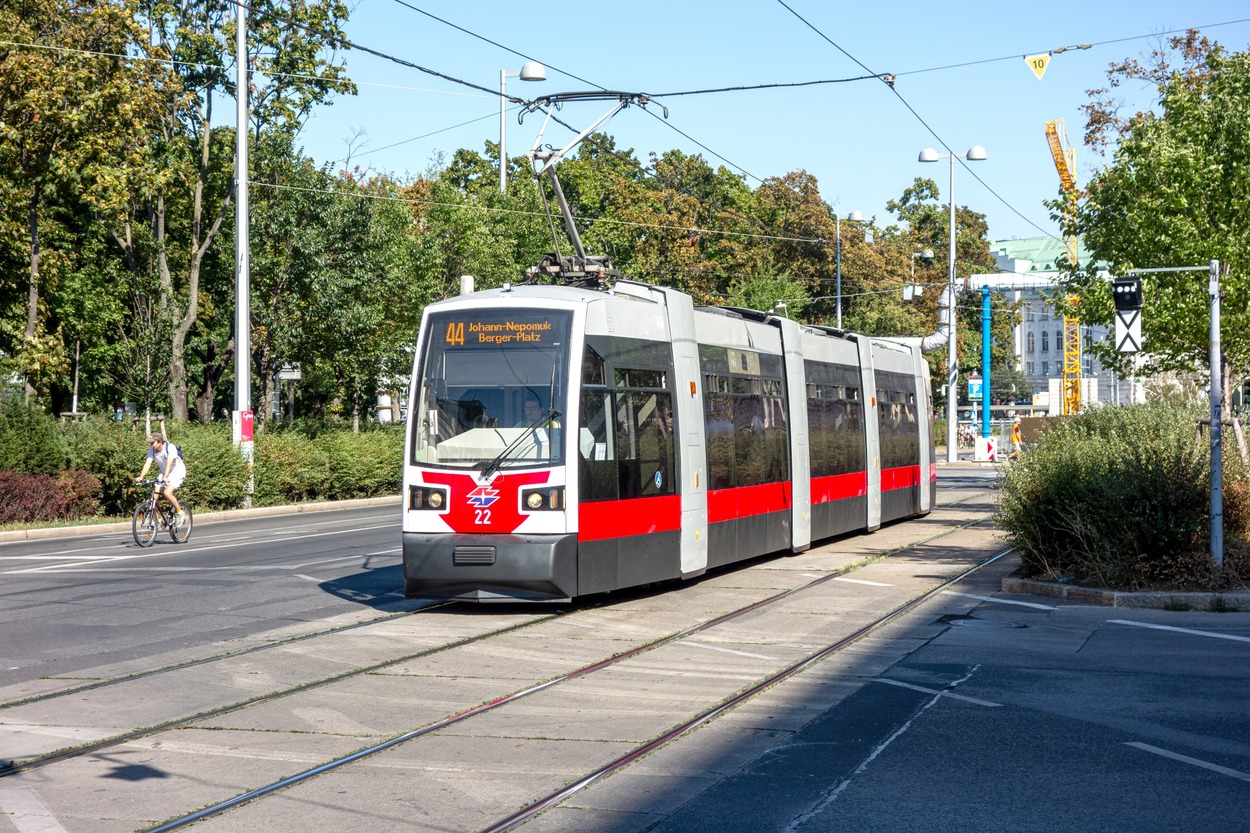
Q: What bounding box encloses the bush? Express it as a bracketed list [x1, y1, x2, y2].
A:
[168, 423, 251, 510]
[253, 431, 331, 506]
[0, 398, 67, 475]
[0, 414, 404, 523]
[252, 425, 403, 505]
[998, 402, 1248, 591]
[63, 416, 142, 516]
[0, 469, 101, 524]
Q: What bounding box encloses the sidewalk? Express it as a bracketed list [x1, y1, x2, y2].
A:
[0, 494, 402, 543]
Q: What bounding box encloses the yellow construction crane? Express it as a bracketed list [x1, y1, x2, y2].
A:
[1046, 118, 1082, 415]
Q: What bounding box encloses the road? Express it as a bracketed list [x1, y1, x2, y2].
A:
[0, 469, 1246, 833]
[0, 505, 411, 689]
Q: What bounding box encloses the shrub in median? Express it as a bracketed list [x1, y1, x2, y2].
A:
[998, 402, 1249, 590]
[0, 469, 101, 524]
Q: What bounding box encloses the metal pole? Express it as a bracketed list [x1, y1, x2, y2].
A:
[981, 285, 991, 439]
[835, 214, 842, 329]
[1210, 259, 1223, 571]
[499, 70, 507, 194]
[234, 3, 250, 416]
[945, 154, 958, 463]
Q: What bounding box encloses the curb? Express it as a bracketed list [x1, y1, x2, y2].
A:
[0, 495, 402, 543]
[1002, 575, 1250, 612]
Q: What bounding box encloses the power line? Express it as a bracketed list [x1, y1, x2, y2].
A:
[771, 0, 1060, 242]
[893, 17, 1250, 78]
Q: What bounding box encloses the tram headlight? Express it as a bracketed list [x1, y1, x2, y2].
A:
[409, 486, 448, 511]
[521, 487, 564, 511]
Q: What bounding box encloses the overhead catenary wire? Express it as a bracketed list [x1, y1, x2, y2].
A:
[771, 0, 1060, 241]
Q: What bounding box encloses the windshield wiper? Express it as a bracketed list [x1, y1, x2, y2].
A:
[478, 410, 561, 481]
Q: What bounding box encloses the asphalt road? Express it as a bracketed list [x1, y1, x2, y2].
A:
[0, 504, 412, 687]
[1, 470, 1247, 833]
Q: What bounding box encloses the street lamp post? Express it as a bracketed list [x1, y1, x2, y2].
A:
[835, 210, 862, 329]
[919, 144, 987, 463]
[499, 60, 546, 194]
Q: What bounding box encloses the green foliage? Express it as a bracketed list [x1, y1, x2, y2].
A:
[0, 398, 68, 475]
[998, 403, 1248, 590]
[62, 416, 144, 515]
[253, 431, 332, 505]
[253, 424, 403, 505]
[169, 423, 251, 510]
[1064, 37, 1250, 384]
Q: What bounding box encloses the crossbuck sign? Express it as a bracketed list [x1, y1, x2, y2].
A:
[1115, 309, 1142, 352]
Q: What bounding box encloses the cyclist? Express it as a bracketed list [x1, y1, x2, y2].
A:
[136, 434, 187, 526]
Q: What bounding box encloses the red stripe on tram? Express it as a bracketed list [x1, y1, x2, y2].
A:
[810, 472, 868, 505]
[578, 495, 682, 541]
[707, 481, 792, 524]
[881, 464, 922, 491]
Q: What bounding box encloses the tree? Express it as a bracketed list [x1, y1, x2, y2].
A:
[0, 0, 159, 398]
[1061, 34, 1250, 401]
[120, 0, 355, 421]
[885, 178, 999, 407]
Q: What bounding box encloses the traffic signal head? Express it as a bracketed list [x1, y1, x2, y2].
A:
[1112, 277, 1142, 311]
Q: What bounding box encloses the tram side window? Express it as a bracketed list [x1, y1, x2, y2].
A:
[579, 390, 617, 501]
[877, 374, 920, 469]
[704, 375, 735, 490]
[806, 361, 866, 477]
[615, 390, 676, 498]
[579, 381, 676, 503]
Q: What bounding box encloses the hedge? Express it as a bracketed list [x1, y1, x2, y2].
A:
[997, 402, 1249, 591]
[1, 413, 406, 522]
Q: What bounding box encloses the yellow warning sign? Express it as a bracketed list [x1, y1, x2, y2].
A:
[1026, 53, 1051, 80]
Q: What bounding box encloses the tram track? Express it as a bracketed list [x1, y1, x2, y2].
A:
[0, 608, 564, 777]
[1, 504, 996, 789]
[125, 509, 998, 832]
[0, 604, 446, 712]
[479, 546, 1012, 833]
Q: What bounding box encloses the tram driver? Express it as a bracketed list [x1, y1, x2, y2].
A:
[516, 396, 560, 429]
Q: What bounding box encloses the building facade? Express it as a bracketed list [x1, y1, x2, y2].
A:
[978, 236, 1143, 413]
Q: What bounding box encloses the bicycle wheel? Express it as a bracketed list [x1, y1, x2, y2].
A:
[132, 501, 157, 547]
[170, 502, 193, 544]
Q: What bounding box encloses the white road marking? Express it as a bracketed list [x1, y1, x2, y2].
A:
[835, 577, 894, 587]
[1126, 742, 1250, 782]
[294, 574, 321, 583]
[942, 590, 1056, 610]
[682, 641, 777, 661]
[784, 666, 983, 832]
[0, 724, 121, 741]
[4, 523, 395, 575]
[873, 677, 1001, 707]
[1109, 619, 1250, 644]
[0, 786, 70, 833]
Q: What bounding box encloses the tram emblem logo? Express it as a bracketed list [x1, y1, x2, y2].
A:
[466, 484, 500, 508]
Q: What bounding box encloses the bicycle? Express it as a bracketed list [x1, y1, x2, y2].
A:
[132, 479, 194, 547]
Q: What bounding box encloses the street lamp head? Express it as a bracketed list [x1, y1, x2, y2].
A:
[918, 147, 940, 163]
[921, 248, 934, 258]
[518, 60, 546, 82]
[847, 210, 863, 222]
[966, 145, 987, 161]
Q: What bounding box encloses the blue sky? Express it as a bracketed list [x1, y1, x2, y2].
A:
[293, 1, 1250, 245]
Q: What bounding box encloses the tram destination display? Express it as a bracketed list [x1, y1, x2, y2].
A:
[441, 313, 561, 347]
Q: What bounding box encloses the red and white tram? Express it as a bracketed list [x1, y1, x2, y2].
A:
[401, 91, 937, 601]
[401, 280, 936, 601]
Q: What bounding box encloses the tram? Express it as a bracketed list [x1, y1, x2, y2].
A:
[400, 92, 937, 602]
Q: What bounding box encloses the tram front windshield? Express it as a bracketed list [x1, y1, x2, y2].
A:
[413, 309, 571, 469]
